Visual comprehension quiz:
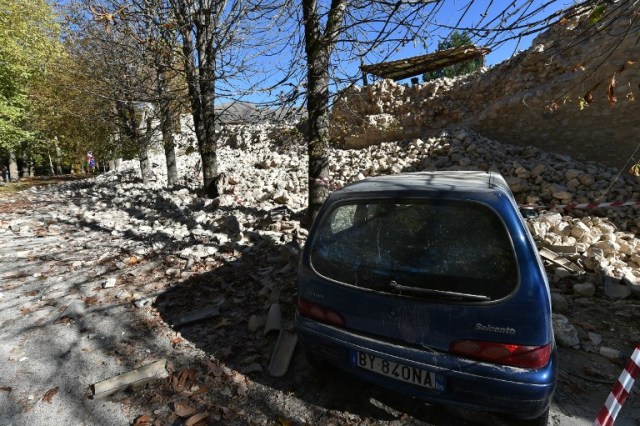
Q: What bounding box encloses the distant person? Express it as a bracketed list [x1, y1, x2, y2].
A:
[87, 151, 95, 173]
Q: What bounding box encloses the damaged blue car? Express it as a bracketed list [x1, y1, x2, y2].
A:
[296, 171, 557, 425]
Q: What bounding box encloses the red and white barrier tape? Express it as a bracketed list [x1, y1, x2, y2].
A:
[593, 343, 640, 426]
[521, 200, 640, 211]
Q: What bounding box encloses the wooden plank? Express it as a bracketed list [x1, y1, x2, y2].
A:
[361, 45, 490, 81]
[542, 244, 578, 255]
[172, 303, 222, 327]
[268, 330, 298, 378]
[91, 359, 168, 398]
[539, 248, 584, 275]
[263, 303, 282, 336]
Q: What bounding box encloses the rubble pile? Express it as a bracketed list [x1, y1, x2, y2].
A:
[331, 2, 640, 168]
[7, 126, 640, 343]
[3, 125, 640, 424]
[70, 126, 640, 310]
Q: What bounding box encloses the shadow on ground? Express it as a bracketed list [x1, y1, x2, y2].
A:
[151, 234, 496, 425]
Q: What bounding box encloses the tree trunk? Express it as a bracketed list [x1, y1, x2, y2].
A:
[139, 145, 152, 182]
[174, 3, 219, 197]
[139, 115, 154, 183]
[158, 70, 178, 186]
[179, 28, 209, 186]
[8, 151, 18, 181]
[54, 138, 63, 175]
[161, 109, 178, 186]
[305, 51, 332, 225]
[199, 78, 218, 194]
[21, 150, 29, 178]
[49, 154, 55, 175]
[302, 0, 347, 226]
[195, 19, 218, 194]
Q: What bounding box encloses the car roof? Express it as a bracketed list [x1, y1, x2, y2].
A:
[334, 171, 511, 197]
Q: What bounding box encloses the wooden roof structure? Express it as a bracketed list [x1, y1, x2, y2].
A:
[360, 45, 490, 81]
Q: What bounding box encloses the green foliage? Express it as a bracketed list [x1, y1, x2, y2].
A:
[589, 4, 606, 24]
[0, 93, 32, 147]
[0, 0, 62, 151]
[422, 31, 483, 82]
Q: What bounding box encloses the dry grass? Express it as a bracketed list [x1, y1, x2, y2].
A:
[0, 175, 89, 195]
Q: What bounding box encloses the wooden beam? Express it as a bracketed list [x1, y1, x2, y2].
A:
[360, 45, 490, 81]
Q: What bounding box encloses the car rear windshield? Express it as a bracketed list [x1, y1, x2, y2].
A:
[309, 199, 518, 301]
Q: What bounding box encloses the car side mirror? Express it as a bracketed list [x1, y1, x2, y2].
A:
[519, 207, 539, 219]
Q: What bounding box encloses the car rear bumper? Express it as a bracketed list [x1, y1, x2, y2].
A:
[296, 314, 557, 419]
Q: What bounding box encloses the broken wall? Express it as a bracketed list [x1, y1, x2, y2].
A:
[331, 2, 640, 168]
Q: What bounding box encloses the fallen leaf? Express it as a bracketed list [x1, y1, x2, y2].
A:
[25, 290, 39, 296]
[189, 385, 208, 397]
[544, 101, 559, 114]
[173, 400, 196, 417]
[574, 321, 596, 331]
[583, 91, 593, 104]
[235, 381, 248, 396]
[184, 412, 208, 426]
[81, 347, 94, 352]
[127, 256, 139, 265]
[133, 414, 153, 426]
[171, 368, 197, 392]
[578, 98, 588, 110]
[276, 416, 293, 426]
[83, 296, 98, 306]
[215, 318, 232, 329]
[607, 74, 617, 106]
[42, 387, 59, 403]
[207, 360, 231, 377]
[20, 307, 30, 315]
[0, 387, 12, 393]
[583, 366, 608, 379]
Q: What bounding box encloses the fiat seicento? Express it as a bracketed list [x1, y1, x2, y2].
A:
[295, 171, 557, 425]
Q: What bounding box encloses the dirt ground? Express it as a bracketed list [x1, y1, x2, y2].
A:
[1, 180, 639, 426]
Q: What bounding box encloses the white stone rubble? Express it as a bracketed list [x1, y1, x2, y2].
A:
[4, 123, 640, 361]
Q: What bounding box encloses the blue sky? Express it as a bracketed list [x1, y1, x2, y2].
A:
[52, 0, 578, 104]
[360, 0, 578, 69]
[236, 0, 579, 104]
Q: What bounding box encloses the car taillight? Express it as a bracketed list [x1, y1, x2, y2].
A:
[297, 298, 345, 327]
[449, 340, 552, 369]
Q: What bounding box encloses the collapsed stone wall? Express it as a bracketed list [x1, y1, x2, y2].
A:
[331, 2, 640, 168]
[85, 124, 640, 299]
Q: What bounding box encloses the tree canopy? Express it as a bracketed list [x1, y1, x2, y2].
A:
[0, 0, 62, 152]
[422, 31, 484, 81]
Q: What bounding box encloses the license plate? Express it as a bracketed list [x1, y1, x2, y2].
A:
[352, 351, 444, 391]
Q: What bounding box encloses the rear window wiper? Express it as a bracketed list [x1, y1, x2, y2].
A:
[389, 280, 491, 301]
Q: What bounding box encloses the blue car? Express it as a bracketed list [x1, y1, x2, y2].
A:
[295, 171, 557, 425]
